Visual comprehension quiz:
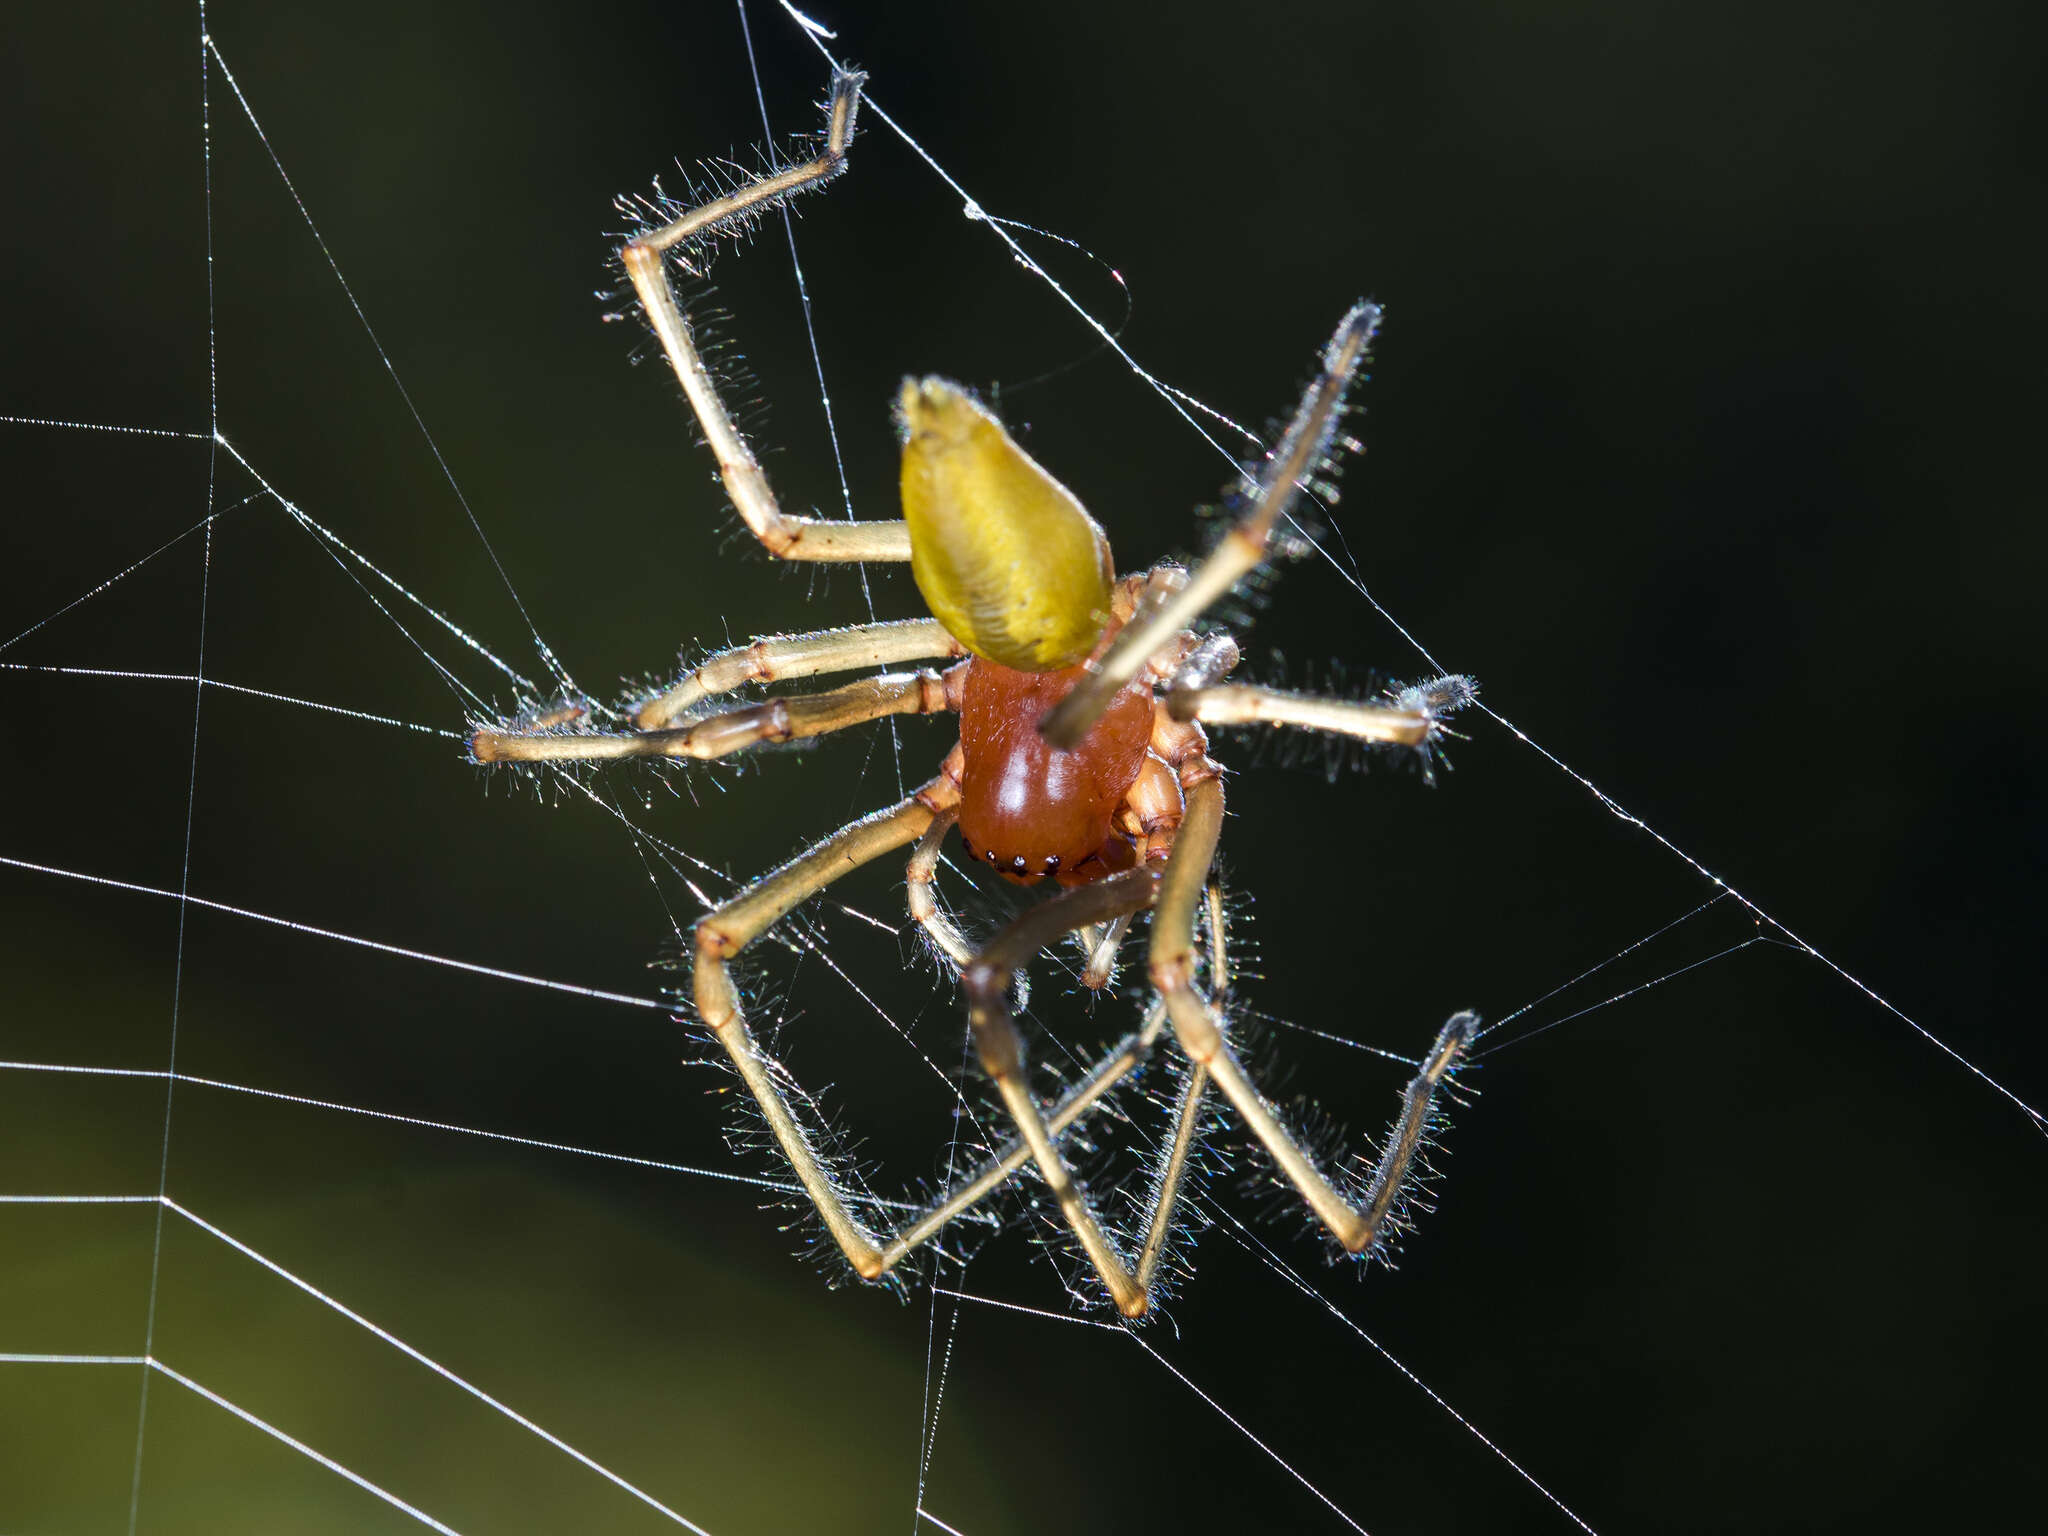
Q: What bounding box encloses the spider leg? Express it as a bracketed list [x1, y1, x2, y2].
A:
[639, 618, 965, 728]
[961, 867, 1174, 1315]
[1170, 684, 1432, 743]
[878, 981, 1214, 1304]
[470, 665, 962, 764]
[1062, 746, 1189, 992]
[692, 775, 1214, 1288]
[1076, 913, 1135, 990]
[931, 854, 1222, 1316]
[1123, 880, 1233, 1294]
[622, 69, 912, 565]
[905, 806, 974, 973]
[898, 789, 1222, 1292]
[1149, 773, 1478, 1258]
[1040, 301, 1382, 748]
[692, 780, 960, 1275]
[880, 995, 1170, 1268]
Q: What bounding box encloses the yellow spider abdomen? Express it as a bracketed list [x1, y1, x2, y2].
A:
[897, 377, 1114, 673]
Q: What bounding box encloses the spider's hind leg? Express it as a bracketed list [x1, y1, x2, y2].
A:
[958, 866, 1198, 1317]
[1149, 773, 1477, 1262]
[691, 784, 961, 1277]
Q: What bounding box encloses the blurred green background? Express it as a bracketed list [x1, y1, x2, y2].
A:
[3, 1, 2043, 1532]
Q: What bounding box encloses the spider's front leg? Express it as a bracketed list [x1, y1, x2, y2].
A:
[638, 618, 965, 729]
[469, 665, 964, 764]
[1040, 301, 1382, 748]
[622, 68, 912, 565]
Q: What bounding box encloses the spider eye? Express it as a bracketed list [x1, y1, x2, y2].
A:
[897, 377, 1115, 673]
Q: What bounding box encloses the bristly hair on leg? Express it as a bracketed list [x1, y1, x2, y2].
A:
[1395, 672, 1478, 786]
[1228, 1009, 1476, 1271]
[607, 69, 864, 286]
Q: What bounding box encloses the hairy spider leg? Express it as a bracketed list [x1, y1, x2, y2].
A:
[470, 667, 960, 764]
[688, 777, 1222, 1286]
[1040, 301, 1384, 749]
[898, 816, 1236, 1274]
[639, 618, 966, 729]
[1077, 912, 1136, 990]
[693, 787, 958, 1274]
[899, 878, 1230, 1290]
[621, 69, 911, 564]
[961, 868, 1189, 1316]
[1169, 683, 1445, 743]
[905, 807, 975, 972]
[883, 992, 1176, 1269]
[1148, 774, 1478, 1257]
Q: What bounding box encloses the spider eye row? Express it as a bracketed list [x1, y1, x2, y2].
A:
[959, 832, 1061, 879]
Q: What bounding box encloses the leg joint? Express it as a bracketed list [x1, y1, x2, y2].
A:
[695, 916, 739, 963]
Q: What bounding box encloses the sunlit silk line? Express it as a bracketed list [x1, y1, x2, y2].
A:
[1201, 1202, 1600, 1535]
[129, 456, 216, 1534]
[1477, 705, 2045, 1128]
[0, 414, 207, 439]
[1250, 1009, 1430, 1066]
[915, 1508, 972, 1536]
[0, 1353, 150, 1364]
[0, 491, 256, 655]
[1124, 1331, 1372, 1536]
[0, 1194, 162, 1204]
[0, 1063, 924, 1213]
[547, 756, 743, 895]
[217, 437, 534, 707]
[928, 1286, 1120, 1333]
[1480, 894, 1731, 1042]
[834, 902, 900, 934]
[786, 914, 993, 1130]
[0, 666, 458, 738]
[596, 775, 703, 962]
[148, 1357, 468, 1536]
[161, 1199, 722, 1535]
[0, 855, 672, 1013]
[202, 38, 577, 700]
[1474, 936, 1767, 1063]
[914, 1280, 968, 1506]
[775, 0, 2042, 1140]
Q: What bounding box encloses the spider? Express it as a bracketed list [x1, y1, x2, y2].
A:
[469, 69, 1478, 1318]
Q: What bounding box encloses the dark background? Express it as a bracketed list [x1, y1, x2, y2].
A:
[3, 2, 2043, 1532]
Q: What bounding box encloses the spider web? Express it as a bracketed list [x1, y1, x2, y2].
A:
[3, 1, 2043, 1533]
